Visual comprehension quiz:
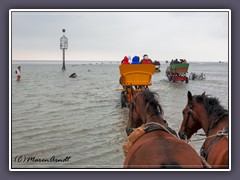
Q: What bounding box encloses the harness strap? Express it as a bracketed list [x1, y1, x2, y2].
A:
[200, 156, 212, 168]
[123, 123, 178, 156]
[207, 112, 228, 135]
[200, 127, 228, 160]
[143, 122, 178, 137]
[182, 107, 199, 138]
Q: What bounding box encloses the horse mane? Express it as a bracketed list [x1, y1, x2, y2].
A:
[140, 90, 164, 116]
[193, 95, 228, 120]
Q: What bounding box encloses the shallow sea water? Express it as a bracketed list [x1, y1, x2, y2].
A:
[11, 61, 229, 168]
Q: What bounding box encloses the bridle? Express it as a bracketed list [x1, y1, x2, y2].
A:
[181, 104, 199, 140]
[128, 91, 150, 135]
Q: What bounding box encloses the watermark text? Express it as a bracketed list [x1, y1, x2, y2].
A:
[14, 155, 71, 163]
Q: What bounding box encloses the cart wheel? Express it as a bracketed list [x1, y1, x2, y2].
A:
[121, 92, 127, 108]
[186, 77, 189, 83]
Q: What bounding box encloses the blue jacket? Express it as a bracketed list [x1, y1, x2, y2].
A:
[131, 56, 140, 64]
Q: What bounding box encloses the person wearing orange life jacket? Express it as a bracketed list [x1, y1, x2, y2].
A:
[140, 54, 153, 64]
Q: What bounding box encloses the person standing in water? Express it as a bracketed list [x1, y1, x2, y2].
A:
[15, 66, 21, 81]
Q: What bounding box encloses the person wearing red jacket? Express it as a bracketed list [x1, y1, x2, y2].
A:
[140, 54, 153, 64]
[121, 56, 130, 64]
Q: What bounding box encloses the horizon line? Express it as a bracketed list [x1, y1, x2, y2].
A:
[12, 59, 228, 62]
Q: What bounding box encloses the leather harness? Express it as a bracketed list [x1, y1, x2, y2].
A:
[183, 105, 228, 161]
[200, 127, 228, 160]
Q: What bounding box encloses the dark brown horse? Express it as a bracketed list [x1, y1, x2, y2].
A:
[178, 91, 229, 168]
[123, 90, 205, 168]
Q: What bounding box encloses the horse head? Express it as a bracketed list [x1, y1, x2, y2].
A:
[178, 91, 204, 140]
[126, 89, 144, 136]
[126, 89, 164, 136]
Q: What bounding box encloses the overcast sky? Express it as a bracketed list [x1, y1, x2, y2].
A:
[11, 10, 229, 62]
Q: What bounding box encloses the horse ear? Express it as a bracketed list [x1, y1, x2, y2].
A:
[202, 91, 206, 100]
[130, 86, 134, 95]
[130, 86, 135, 96]
[187, 91, 193, 103]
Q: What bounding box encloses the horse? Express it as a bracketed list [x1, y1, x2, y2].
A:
[123, 89, 205, 168]
[189, 72, 206, 80]
[178, 91, 229, 168]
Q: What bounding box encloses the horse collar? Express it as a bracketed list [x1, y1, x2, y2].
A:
[143, 122, 178, 137]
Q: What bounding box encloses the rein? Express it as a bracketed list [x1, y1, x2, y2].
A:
[187, 127, 228, 143]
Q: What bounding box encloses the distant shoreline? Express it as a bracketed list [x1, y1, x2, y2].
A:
[12, 60, 120, 65]
[12, 60, 228, 65]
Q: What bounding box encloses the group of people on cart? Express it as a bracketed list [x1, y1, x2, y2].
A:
[121, 54, 153, 65]
[119, 54, 154, 90]
[170, 58, 187, 64]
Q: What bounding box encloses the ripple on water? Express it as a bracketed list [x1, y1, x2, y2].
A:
[11, 62, 229, 168]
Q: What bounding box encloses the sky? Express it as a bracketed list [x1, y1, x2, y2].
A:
[11, 10, 230, 62]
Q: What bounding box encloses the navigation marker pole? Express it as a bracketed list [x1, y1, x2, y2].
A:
[60, 29, 68, 71]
